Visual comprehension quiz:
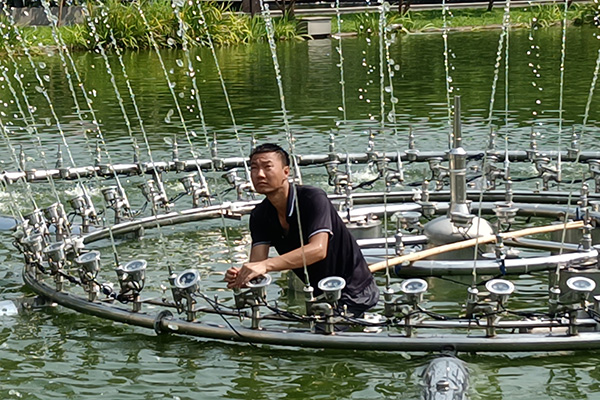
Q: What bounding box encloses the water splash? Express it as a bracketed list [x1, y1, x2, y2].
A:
[257, 1, 302, 182]
[334, 0, 347, 125]
[441, 0, 454, 147]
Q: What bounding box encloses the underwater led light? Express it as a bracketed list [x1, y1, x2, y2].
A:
[119, 259, 147, 291]
[400, 278, 428, 304]
[75, 250, 101, 276]
[401, 278, 428, 294]
[23, 234, 44, 254]
[24, 209, 45, 227]
[43, 242, 65, 263]
[566, 276, 596, 293]
[175, 269, 201, 293]
[101, 186, 119, 203]
[223, 169, 239, 186]
[179, 174, 195, 193]
[565, 276, 596, 303]
[43, 203, 61, 222]
[318, 276, 346, 303]
[69, 195, 87, 213]
[247, 274, 272, 289]
[485, 279, 515, 304]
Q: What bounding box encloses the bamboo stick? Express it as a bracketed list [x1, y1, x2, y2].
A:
[369, 220, 585, 273]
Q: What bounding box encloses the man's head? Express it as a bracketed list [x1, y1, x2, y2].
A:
[249, 143, 290, 195]
[249, 143, 290, 167]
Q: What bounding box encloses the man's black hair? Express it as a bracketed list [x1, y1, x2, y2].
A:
[249, 143, 290, 166]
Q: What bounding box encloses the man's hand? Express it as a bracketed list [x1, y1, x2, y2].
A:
[224, 267, 240, 288]
[228, 261, 268, 289]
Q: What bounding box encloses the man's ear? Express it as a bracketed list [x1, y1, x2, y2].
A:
[283, 165, 290, 176]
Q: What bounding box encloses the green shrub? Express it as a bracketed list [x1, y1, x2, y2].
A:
[82, 0, 175, 50]
[572, 1, 600, 27]
[351, 12, 406, 35]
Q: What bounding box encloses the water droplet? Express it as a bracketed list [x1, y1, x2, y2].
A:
[164, 109, 174, 123]
[390, 97, 398, 104]
[384, 86, 392, 93]
[43, 75, 50, 82]
[179, 92, 184, 98]
[190, 130, 197, 137]
[38, 62, 46, 69]
[167, 38, 177, 47]
[337, 106, 344, 112]
[164, 137, 173, 145]
[35, 86, 44, 93]
[176, 59, 184, 68]
[45, 118, 52, 126]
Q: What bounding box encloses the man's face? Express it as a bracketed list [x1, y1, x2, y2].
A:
[250, 151, 290, 195]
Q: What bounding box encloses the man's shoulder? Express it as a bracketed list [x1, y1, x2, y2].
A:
[297, 185, 327, 198]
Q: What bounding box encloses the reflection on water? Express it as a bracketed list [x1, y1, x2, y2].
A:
[1, 25, 600, 399]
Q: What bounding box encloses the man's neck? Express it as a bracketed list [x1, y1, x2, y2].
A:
[266, 180, 290, 216]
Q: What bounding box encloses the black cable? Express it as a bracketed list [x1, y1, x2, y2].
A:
[168, 192, 186, 204]
[195, 291, 258, 348]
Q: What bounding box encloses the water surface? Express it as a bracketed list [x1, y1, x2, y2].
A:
[1, 24, 600, 399]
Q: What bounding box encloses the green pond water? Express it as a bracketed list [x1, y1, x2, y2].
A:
[1, 24, 600, 399]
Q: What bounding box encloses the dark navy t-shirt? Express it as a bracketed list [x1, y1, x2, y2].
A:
[250, 185, 374, 297]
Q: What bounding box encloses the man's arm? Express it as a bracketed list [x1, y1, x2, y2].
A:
[228, 232, 329, 288]
[249, 244, 269, 262]
[224, 244, 269, 286]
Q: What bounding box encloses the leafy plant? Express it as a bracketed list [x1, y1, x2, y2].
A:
[530, 4, 565, 28]
[572, 1, 600, 27]
[352, 12, 405, 36]
[182, 1, 253, 46]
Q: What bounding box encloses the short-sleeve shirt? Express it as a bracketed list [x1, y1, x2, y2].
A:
[250, 185, 374, 297]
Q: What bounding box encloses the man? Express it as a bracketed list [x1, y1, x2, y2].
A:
[225, 143, 379, 317]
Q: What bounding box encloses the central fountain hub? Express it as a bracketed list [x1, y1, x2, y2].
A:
[423, 96, 494, 259]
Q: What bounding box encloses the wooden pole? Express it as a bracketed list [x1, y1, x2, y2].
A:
[369, 220, 585, 273]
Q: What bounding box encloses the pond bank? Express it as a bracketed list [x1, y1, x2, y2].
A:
[1, 1, 598, 52]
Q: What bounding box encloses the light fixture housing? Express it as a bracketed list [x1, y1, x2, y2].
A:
[318, 276, 346, 303]
[247, 274, 272, 288]
[75, 250, 101, 276]
[175, 269, 201, 294]
[565, 276, 596, 304]
[485, 279, 515, 304]
[120, 259, 147, 291]
[44, 242, 65, 263]
[400, 278, 428, 304]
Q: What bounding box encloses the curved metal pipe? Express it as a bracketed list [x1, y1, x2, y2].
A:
[396, 248, 598, 277]
[23, 270, 600, 352]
